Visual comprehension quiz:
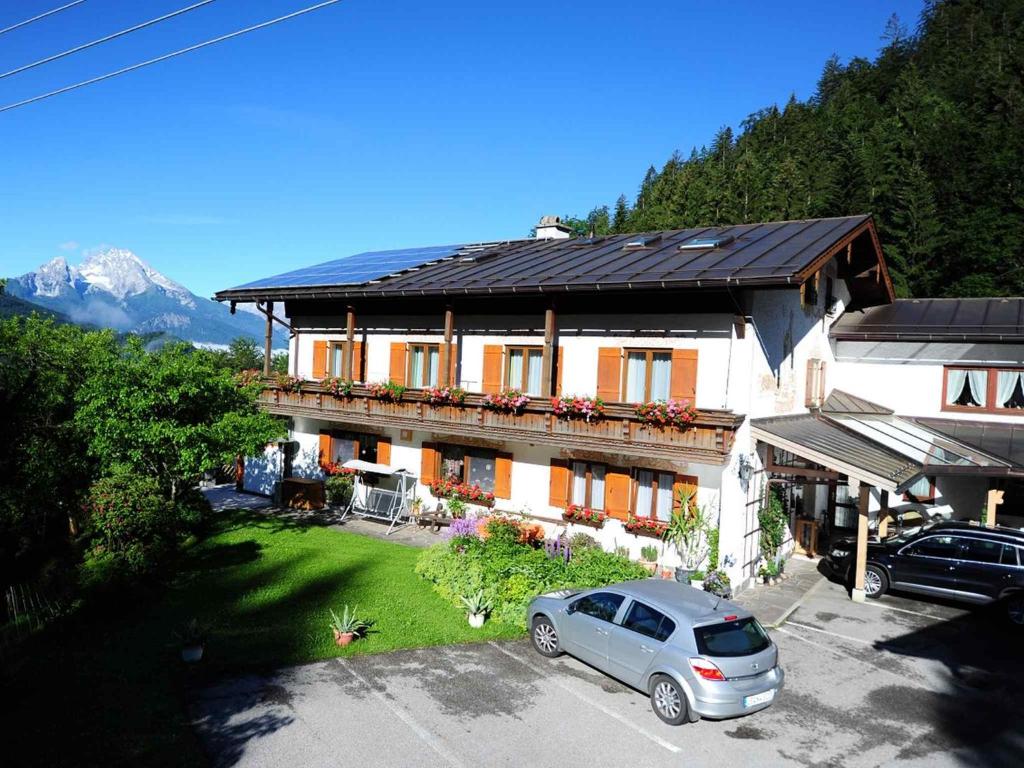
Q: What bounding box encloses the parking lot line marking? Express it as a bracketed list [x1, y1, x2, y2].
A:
[859, 600, 959, 621]
[335, 658, 466, 768]
[488, 641, 682, 755]
[783, 619, 875, 646]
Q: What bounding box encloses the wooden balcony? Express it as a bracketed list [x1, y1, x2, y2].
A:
[259, 382, 744, 464]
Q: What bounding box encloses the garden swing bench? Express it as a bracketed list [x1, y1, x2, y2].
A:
[339, 459, 416, 535]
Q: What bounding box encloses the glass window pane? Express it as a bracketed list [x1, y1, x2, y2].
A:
[997, 370, 1024, 409]
[656, 472, 675, 521]
[622, 601, 674, 641]
[526, 349, 543, 394]
[967, 370, 988, 407]
[467, 449, 496, 492]
[651, 353, 672, 400]
[591, 465, 606, 510]
[694, 618, 770, 657]
[626, 352, 647, 401]
[507, 349, 524, 389]
[636, 470, 654, 517]
[331, 345, 343, 376]
[571, 592, 624, 622]
[331, 438, 356, 464]
[945, 369, 967, 406]
[961, 538, 1005, 565]
[906, 535, 961, 560]
[904, 476, 933, 502]
[426, 346, 440, 387]
[572, 461, 587, 505]
[440, 445, 464, 482]
[410, 346, 424, 388]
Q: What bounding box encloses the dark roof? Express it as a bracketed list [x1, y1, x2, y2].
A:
[911, 418, 1024, 469]
[832, 298, 1024, 343]
[216, 215, 883, 301]
[822, 389, 894, 416]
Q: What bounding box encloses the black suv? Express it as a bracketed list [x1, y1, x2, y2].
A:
[825, 522, 1024, 623]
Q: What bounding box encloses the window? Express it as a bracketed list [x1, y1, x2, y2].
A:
[960, 538, 1016, 566]
[624, 349, 672, 401]
[408, 343, 440, 388]
[622, 601, 676, 642]
[903, 535, 963, 560]
[571, 461, 606, 510]
[438, 444, 496, 492]
[330, 342, 345, 377]
[328, 432, 378, 464]
[802, 272, 819, 308]
[903, 476, 936, 505]
[506, 346, 544, 394]
[694, 617, 770, 657]
[569, 592, 624, 622]
[634, 470, 682, 521]
[943, 367, 1024, 413]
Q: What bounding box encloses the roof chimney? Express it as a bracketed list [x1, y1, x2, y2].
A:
[535, 215, 572, 239]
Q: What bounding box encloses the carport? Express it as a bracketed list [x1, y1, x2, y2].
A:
[751, 391, 1023, 601]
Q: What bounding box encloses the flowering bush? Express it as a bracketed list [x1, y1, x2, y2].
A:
[443, 514, 482, 541]
[562, 504, 607, 526]
[235, 368, 262, 388]
[429, 478, 495, 506]
[321, 461, 357, 477]
[274, 373, 303, 393]
[551, 394, 606, 422]
[325, 473, 355, 507]
[367, 380, 406, 402]
[634, 398, 697, 429]
[703, 569, 732, 597]
[424, 385, 466, 406]
[624, 514, 669, 537]
[320, 376, 354, 397]
[483, 389, 530, 414]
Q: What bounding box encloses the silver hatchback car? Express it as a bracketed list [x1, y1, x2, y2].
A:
[527, 579, 784, 725]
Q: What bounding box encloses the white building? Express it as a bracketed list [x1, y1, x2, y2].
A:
[217, 216, 1023, 597]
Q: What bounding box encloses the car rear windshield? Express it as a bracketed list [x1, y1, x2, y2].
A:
[694, 617, 770, 657]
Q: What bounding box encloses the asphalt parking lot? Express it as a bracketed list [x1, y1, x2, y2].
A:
[191, 578, 1024, 768]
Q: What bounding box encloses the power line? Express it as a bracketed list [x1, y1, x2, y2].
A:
[0, 0, 344, 114]
[0, 1, 87, 37]
[1, 1, 219, 82]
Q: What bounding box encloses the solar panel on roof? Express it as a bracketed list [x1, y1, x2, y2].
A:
[230, 244, 468, 290]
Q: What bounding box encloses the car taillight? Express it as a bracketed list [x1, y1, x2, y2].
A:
[689, 657, 726, 681]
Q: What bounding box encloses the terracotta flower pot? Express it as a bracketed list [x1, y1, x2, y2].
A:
[641, 561, 658, 574]
[334, 630, 356, 647]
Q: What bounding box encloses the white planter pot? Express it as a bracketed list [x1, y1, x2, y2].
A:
[468, 613, 485, 628]
[690, 580, 704, 591]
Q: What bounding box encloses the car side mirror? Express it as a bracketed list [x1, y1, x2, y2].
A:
[565, 603, 577, 615]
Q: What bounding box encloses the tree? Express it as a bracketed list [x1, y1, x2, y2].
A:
[75, 340, 284, 501]
[226, 336, 263, 372]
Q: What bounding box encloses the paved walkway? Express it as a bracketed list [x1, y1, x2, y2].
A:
[732, 555, 825, 627]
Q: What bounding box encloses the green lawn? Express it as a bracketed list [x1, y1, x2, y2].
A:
[4, 509, 522, 767]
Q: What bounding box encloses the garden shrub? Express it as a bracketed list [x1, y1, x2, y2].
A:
[325, 474, 354, 507]
[416, 517, 650, 629]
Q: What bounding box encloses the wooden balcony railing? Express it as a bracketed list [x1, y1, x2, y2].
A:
[258, 382, 744, 464]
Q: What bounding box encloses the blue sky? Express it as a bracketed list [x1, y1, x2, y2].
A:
[0, 0, 924, 298]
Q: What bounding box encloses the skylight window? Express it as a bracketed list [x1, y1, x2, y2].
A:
[678, 234, 735, 250]
[624, 235, 662, 249]
[571, 236, 608, 246]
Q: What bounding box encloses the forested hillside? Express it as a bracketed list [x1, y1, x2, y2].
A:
[570, 0, 1024, 298]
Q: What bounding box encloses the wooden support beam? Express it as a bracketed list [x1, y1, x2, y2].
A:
[986, 487, 1004, 529]
[540, 306, 556, 398]
[263, 300, 274, 376]
[878, 489, 890, 539]
[342, 306, 355, 380]
[440, 306, 454, 386]
[852, 483, 870, 603]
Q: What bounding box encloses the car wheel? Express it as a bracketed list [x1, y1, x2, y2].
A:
[531, 616, 561, 657]
[1006, 594, 1024, 626]
[650, 674, 689, 726]
[863, 564, 888, 599]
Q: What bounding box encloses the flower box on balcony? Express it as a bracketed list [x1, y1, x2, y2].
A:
[482, 389, 530, 415]
[634, 399, 697, 429]
[551, 395, 606, 422]
[429, 478, 495, 507]
[367, 380, 406, 403]
[562, 504, 606, 528]
[320, 376, 354, 398]
[424, 386, 466, 407]
[624, 515, 668, 538]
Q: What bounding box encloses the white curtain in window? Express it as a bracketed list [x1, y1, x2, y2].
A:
[526, 350, 543, 394]
[656, 472, 675, 521]
[591, 465, 605, 510]
[996, 370, 1021, 408]
[636, 470, 654, 517]
[651, 353, 672, 400]
[626, 352, 647, 401]
[331, 438, 355, 463]
[905, 475, 933, 501]
[572, 462, 587, 505]
[409, 346, 424, 387]
[507, 349, 523, 389]
[331, 345, 343, 376]
[945, 369, 967, 405]
[967, 370, 988, 407]
[426, 346, 440, 387]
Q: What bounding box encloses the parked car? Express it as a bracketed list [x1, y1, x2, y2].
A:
[526, 579, 784, 725]
[824, 521, 1024, 623]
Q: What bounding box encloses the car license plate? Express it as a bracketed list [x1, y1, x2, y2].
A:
[743, 690, 775, 708]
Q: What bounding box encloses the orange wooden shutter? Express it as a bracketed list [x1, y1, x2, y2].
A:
[672, 474, 699, 516]
[389, 342, 407, 385]
[318, 431, 332, 468]
[352, 341, 364, 381]
[605, 468, 632, 520]
[449, 343, 458, 385]
[377, 436, 391, 466]
[670, 349, 698, 402]
[420, 442, 437, 485]
[482, 344, 503, 394]
[495, 452, 513, 499]
[312, 340, 328, 379]
[596, 347, 621, 401]
[548, 459, 570, 508]
[555, 345, 564, 396]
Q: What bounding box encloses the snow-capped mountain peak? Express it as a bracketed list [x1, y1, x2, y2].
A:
[77, 247, 194, 305]
[31, 256, 76, 297]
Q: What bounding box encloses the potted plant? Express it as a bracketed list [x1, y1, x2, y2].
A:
[640, 544, 659, 574]
[562, 504, 607, 528]
[460, 590, 493, 628]
[661, 489, 709, 584]
[482, 389, 530, 414]
[367, 380, 406, 402]
[703, 569, 732, 599]
[175, 618, 207, 663]
[325, 472, 355, 508]
[328, 604, 370, 647]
